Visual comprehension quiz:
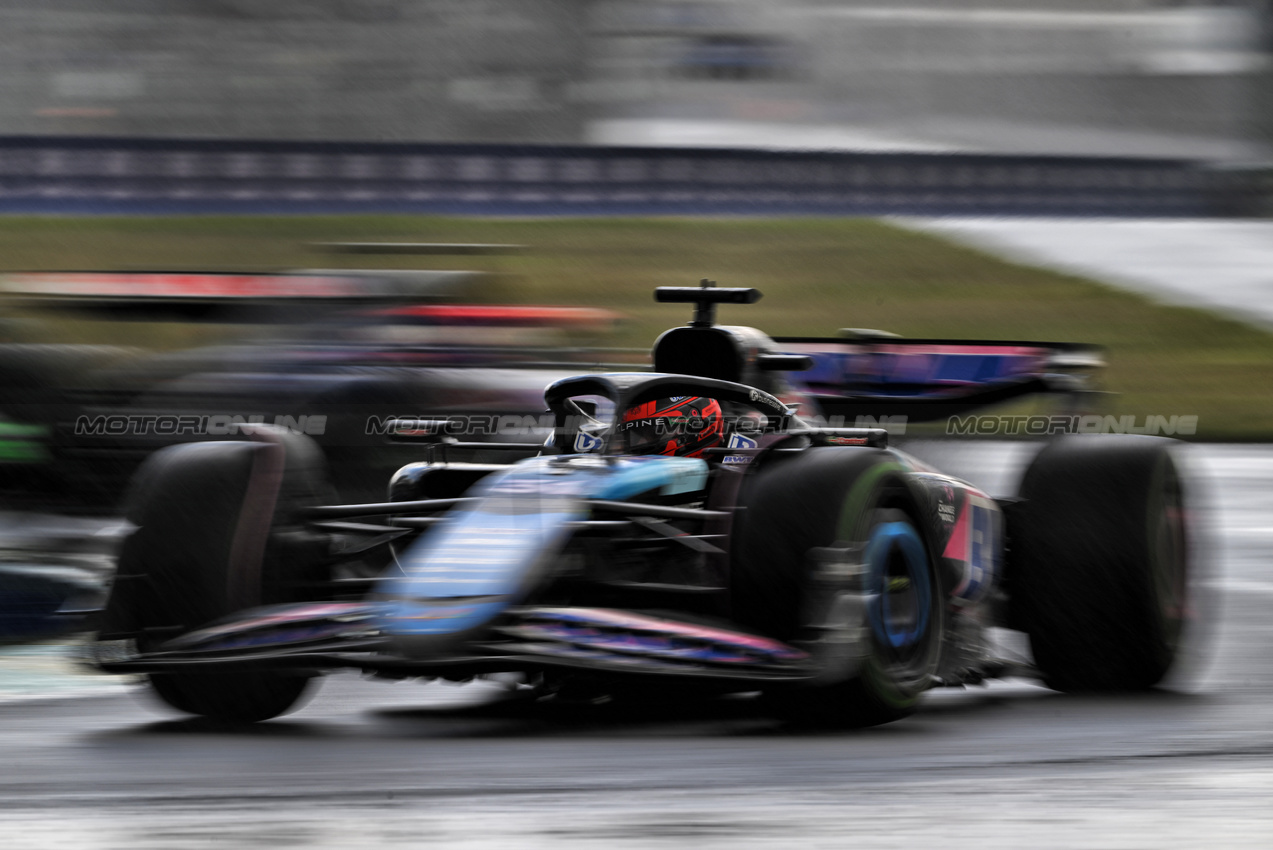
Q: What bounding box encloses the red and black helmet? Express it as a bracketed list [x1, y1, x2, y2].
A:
[618, 397, 724, 457]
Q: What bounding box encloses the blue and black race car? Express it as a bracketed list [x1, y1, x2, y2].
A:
[86, 284, 1194, 727]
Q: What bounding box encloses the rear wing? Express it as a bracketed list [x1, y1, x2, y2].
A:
[774, 336, 1104, 422]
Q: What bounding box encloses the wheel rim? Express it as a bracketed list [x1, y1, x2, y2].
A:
[864, 519, 932, 655]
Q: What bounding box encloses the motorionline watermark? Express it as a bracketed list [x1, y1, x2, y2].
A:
[73, 412, 1198, 441]
[368, 414, 557, 438]
[75, 414, 328, 437]
[946, 414, 1198, 437]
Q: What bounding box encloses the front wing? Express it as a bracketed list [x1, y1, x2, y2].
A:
[91, 602, 817, 685]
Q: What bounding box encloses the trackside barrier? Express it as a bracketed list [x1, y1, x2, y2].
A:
[0, 136, 1252, 217]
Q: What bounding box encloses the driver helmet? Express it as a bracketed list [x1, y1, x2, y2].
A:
[618, 396, 724, 457]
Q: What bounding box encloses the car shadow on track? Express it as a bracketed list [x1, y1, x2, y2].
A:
[364, 686, 1212, 740]
[93, 678, 1215, 742]
[364, 686, 995, 740]
[122, 716, 338, 738]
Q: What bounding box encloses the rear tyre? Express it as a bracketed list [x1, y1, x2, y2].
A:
[101, 429, 331, 721]
[1009, 436, 1190, 692]
[732, 448, 942, 727]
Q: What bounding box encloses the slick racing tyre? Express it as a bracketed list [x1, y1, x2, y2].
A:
[732, 448, 942, 728]
[100, 429, 332, 722]
[1008, 436, 1191, 692]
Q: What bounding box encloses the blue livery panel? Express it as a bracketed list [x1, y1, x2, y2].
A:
[377, 455, 708, 650]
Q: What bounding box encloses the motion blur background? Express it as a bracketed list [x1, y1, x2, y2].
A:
[1, 0, 1269, 159]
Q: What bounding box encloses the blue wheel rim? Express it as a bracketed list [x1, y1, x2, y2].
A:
[864, 520, 931, 650]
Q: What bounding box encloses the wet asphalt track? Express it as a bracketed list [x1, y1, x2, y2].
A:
[2, 443, 1272, 849]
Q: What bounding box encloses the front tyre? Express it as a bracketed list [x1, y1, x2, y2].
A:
[101, 429, 330, 721]
[732, 449, 942, 728]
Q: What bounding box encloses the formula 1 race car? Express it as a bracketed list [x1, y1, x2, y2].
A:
[86, 284, 1193, 727]
[0, 270, 621, 511]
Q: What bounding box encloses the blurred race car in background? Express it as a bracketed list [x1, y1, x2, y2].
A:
[81, 283, 1194, 727]
[0, 269, 623, 512]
